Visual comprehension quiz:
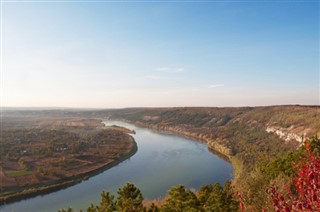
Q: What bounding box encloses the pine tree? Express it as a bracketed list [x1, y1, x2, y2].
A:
[116, 183, 144, 212]
[160, 185, 199, 212]
[99, 191, 116, 212]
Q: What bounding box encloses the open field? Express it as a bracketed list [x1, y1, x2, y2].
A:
[0, 116, 136, 203]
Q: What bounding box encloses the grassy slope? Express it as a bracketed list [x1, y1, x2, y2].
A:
[100, 106, 319, 168]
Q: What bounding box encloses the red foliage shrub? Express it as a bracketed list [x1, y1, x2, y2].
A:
[269, 142, 320, 211]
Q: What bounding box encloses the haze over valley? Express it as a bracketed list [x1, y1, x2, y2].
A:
[0, 1, 319, 211]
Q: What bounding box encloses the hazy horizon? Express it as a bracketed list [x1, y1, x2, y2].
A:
[2, 103, 320, 111]
[2, 1, 319, 108]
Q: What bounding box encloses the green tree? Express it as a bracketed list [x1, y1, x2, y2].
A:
[99, 191, 116, 212]
[160, 185, 199, 212]
[85, 191, 115, 212]
[198, 182, 238, 212]
[116, 183, 144, 212]
[223, 181, 239, 211]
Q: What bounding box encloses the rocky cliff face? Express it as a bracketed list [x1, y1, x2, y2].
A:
[266, 126, 307, 144]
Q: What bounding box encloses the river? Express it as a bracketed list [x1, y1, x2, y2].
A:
[1, 120, 233, 212]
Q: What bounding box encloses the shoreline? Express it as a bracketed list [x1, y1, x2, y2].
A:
[1, 119, 234, 206]
[0, 137, 138, 206]
[112, 118, 233, 161]
[107, 119, 237, 179]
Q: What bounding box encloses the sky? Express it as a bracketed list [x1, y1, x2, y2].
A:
[1, 1, 319, 108]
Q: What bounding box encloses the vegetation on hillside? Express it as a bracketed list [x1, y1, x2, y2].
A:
[268, 141, 320, 211]
[102, 106, 318, 169]
[236, 137, 320, 211]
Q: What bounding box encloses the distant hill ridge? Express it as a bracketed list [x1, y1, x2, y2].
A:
[3, 105, 320, 169]
[96, 105, 318, 167]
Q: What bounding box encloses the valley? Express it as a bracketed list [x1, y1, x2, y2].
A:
[0, 117, 136, 204]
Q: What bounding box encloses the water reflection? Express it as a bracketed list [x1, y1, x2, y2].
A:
[1, 121, 233, 212]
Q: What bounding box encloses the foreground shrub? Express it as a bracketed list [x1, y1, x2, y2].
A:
[269, 140, 320, 211]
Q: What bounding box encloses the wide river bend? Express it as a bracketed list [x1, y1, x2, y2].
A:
[1, 121, 233, 212]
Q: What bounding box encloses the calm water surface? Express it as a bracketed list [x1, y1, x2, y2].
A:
[1, 121, 233, 212]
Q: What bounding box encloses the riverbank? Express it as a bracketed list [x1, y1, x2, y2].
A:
[112, 119, 233, 160]
[134, 121, 250, 185]
[1, 119, 234, 211]
[0, 118, 234, 207]
[0, 136, 138, 206]
[106, 119, 238, 181]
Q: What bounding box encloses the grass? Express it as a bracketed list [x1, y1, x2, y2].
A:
[6, 170, 32, 177]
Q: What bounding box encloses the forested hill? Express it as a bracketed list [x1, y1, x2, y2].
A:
[3, 105, 320, 169]
[95, 105, 320, 168]
[103, 105, 319, 137]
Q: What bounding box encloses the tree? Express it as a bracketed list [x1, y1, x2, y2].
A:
[85, 191, 115, 212]
[116, 183, 144, 212]
[160, 185, 199, 212]
[198, 182, 238, 212]
[269, 140, 320, 211]
[99, 191, 116, 212]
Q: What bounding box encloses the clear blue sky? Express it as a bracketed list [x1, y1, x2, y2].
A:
[2, 1, 319, 108]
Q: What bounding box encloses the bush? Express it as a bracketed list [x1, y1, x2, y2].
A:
[269, 140, 320, 211]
